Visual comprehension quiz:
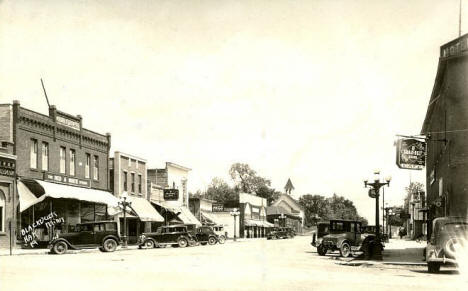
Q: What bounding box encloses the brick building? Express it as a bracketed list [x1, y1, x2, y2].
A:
[109, 151, 163, 244]
[421, 33, 468, 236]
[0, 100, 119, 249]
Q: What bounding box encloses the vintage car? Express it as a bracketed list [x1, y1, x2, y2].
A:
[267, 227, 295, 240]
[361, 225, 388, 243]
[138, 225, 197, 248]
[311, 222, 330, 248]
[315, 220, 377, 258]
[212, 225, 227, 241]
[49, 221, 121, 255]
[193, 226, 225, 245]
[425, 216, 468, 273]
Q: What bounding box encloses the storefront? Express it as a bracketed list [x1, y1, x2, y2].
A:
[16, 179, 120, 247]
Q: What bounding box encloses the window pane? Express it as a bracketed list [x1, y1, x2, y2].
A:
[60, 147, 66, 174]
[30, 140, 37, 169]
[85, 154, 90, 179]
[93, 156, 99, 180]
[69, 149, 75, 176]
[41, 143, 48, 171]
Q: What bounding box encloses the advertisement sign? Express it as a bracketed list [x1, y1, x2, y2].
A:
[212, 203, 224, 212]
[163, 189, 179, 200]
[44, 172, 90, 187]
[396, 138, 426, 170]
[0, 156, 15, 177]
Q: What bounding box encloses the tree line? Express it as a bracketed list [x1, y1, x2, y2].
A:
[192, 163, 368, 226]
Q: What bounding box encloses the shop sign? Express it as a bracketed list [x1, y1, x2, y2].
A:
[396, 138, 426, 170]
[56, 114, 80, 131]
[0, 156, 15, 177]
[44, 172, 90, 187]
[212, 203, 224, 212]
[163, 188, 179, 200]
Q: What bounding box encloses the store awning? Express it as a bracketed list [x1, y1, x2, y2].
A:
[127, 196, 164, 222]
[201, 211, 222, 225]
[245, 219, 273, 227]
[177, 207, 202, 226]
[17, 179, 120, 214]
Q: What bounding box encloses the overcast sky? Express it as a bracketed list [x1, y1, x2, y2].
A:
[1, 0, 466, 221]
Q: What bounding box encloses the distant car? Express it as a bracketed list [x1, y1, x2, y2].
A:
[426, 216, 468, 273]
[311, 222, 330, 248]
[193, 226, 225, 245]
[49, 221, 120, 255]
[139, 225, 197, 249]
[316, 220, 377, 258]
[267, 227, 294, 240]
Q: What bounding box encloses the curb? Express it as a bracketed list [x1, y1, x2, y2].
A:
[0, 245, 141, 257]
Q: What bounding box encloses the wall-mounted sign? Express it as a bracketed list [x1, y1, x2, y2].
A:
[0, 156, 15, 177]
[44, 172, 90, 187]
[212, 203, 224, 212]
[163, 188, 179, 200]
[396, 138, 426, 170]
[56, 114, 80, 131]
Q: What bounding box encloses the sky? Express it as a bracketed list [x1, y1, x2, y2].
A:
[1, 0, 466, 222]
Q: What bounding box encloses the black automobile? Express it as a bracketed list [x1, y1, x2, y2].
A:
[139, 225, 197, 248]
[49, 221, 121, 255]
[267, 227, 294, 240]
[193, 226, 225, 245]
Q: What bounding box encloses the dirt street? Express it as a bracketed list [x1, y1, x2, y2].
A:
[1, 236, 467, 291]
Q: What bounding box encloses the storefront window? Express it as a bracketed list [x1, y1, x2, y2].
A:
[81, 201, 95, 223]
[95, 204, 107, 221]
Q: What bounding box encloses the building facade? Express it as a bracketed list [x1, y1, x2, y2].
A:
[268, 193, 304, 233]
[421, 33, 468, 238]
[0, 101, 119, 249]
[147, 162, 200, 229]
[109, 152, 163, 244]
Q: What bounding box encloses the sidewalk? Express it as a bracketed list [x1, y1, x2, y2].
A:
[0, 245, 141, 257]
[337, 238, 427, 266]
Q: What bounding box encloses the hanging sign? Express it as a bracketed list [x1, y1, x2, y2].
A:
[368, 189, 377, 198]
[396, 138, 426, 170]
[163, 189, 179, 200]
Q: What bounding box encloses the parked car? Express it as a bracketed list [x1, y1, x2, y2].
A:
[267, 227, 294, 240]
[193, 226, 225, 245]
[311, 222, 330, 248]
[212, 225, 227, 241]
[361, 225, 388, 242]
[49, 221, 121, 255]
[315, 220, 378, 258]
[138, 225, 197, 249]
[425, 216, 468, 273]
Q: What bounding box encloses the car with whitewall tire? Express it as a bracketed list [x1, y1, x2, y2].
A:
[138, 225, 197, 249]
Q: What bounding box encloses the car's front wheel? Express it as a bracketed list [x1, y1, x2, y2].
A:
[340, 242, 351, 258]
[317, 245, 327, 256]
[178, 238, 188, 248]
[144, 239, 155, 249]
[428, 262, 440, 273]
[103, 238, 117, 252]
[52, 241, 68, 255]
[218, 235, 226, 244]
[208, 236, 217, 245]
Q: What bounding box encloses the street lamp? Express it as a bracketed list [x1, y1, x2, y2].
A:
[118, 191, 132, 248]
[230, 208, 240, 242]
[363, 171, 391, 260]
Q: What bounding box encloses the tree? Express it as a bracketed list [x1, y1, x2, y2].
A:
[229, 163, 271, 194]
[204, 177, 237, 202]
[299, 194, 331, 225]
[256, 185, 281, 205]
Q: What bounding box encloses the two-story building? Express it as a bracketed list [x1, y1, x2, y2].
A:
[421, 33, 468, 238]
[147, 162, 200, 230]
[109, 152, 163, 244]
[0, 101, 120, 249]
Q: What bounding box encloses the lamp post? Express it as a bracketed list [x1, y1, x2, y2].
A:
[363, 171, 391, 260]
[230, 208, 240, 242]
[118, 191, 132, 248]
